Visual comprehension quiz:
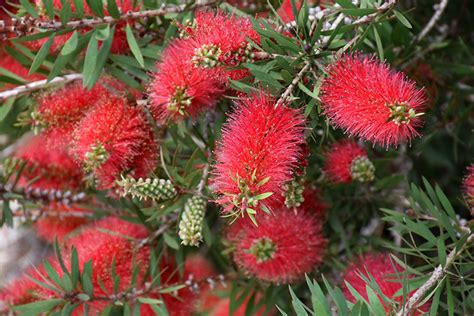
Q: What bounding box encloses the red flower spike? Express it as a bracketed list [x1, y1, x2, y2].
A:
[148, 39, 225, 122]
[323, 140, 375, 184]
[320, 55, 428, 147]
[227, 206, 327, 284]
[35, 78, 130, 134]
[211, 92, 305, 218]
[60, 217, 150, 313]
[191, 10, 260, 66]
[342, 253, 431, 315]
[72, 97, 155, 189]
[463, 166, 474, 214]
[34, 204, 91, 242]
[14, 132, 84, 190]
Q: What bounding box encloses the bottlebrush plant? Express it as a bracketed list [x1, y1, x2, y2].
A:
[0, 0, 472, 315]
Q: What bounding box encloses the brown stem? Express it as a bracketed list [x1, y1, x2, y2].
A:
[0, 73, 83, 102]
[275, 62, 311, 108]
[0, 2, 217, 38]
[395, 232, 473, 316]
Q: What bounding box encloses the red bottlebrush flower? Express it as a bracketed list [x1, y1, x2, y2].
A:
[463, 165, 474, 214]
[148, 39, 225, 122]
[34, 204, 91, 242]
[59, 217, 150, 313]
[14, 132, 84, 190]
[342, 253, 430, 315]
[211, 92, 305, 218]
[227, 206, 327, 283]
[71, 97, 156, 189]
[323, 140, 375, 184]
[320, 55, 427, 147]
[35, 78, 131, 134]
[189, 10, 260, 66]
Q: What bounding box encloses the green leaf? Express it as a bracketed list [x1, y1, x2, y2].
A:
[366, 286, 386, 316]
[404, 218, 437, 245]
[20, 0, 39, 18]
[29, 34, 55, 75]
[253, 192, 274, 201]
[54, 238, 69, 275]
[86, 0, 104, 17]
[322, 275, 349, 315]
[163, 233, 180, 250]
[76, 293, 90, 301]
[336, 0, 357, 8]
[435, 185, 456, 219]
[393, 10, 412, 29]
[13, 299, 64, 314]
[437, 237, 447, 266]
[125, 23, 144, 68]
[87, 25, 115, 89]
[1, 199, 13, 227]
[81, 271, 93, 296]
[82, 32, 99, 87]
[107, 0, 121, 19]
[0, 97, 15, 122]
[289, 285, 309, 316]
[373, 26, 384, 61]
[81, 260, 94, 296]
[341, 8, 377, 16]
[137, 297, 163, 305]
[70, 248, 80, 288]
[60, 0, 72, 24]
[72, 0, 84, 18]
[298, 81, 319, 99]
[42, 0, 55, 19]
[158, 284, 186, 294]
[60, 31, 79, 55]
[305, 276, 330, 316]
[43, 261, 62, 287]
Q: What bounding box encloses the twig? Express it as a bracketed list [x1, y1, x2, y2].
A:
[416, 0, 449, 42]
[0, 73, 83, 102]
[138, 215, 177, 247]
[351, 0, 398, 26]
[0, 183, 88, 205]
[395, 232, 474, 316]
[275, 62, 311, 108]
[0, 2, 216, 38]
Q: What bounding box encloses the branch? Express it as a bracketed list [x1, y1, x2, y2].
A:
[275, 62, 311, 108]
[416, 0, 449, 42]
[0, 73, 83, 102]
[138, 215, 177, 247]
[0, 2, 216, 38]
[0, 182, 88, 205]
[351, 0, 398, 25]
[395, 232, 474, 316]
